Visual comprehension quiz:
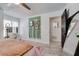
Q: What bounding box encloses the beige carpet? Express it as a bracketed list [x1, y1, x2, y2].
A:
[25, 40, 64, 56]
[41, 41, 63, 56]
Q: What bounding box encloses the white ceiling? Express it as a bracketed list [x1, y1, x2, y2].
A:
[0, 3, 32, 18]
[0, 3, 67, 18]
[27, 3, 67, 15]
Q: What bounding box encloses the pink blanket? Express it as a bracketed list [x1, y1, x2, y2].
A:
[23, 46, 43, 56]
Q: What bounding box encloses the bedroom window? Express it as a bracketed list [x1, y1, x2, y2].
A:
[3, 19, 11, 37]
[3, 19, 19, 37]
[12, 21, 19, 33]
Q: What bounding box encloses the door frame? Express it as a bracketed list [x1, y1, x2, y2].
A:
[49, 16, 61, 44]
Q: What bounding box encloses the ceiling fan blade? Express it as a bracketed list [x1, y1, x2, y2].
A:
[20, 3, 31, 10]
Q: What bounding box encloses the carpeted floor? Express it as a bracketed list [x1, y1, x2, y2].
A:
[41, 41, 63, 56]
[25, 40, 65, 56]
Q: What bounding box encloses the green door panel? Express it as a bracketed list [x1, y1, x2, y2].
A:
[29, 16, 41, 39]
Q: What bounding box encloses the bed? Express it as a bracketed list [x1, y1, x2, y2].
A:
[0, 39, 42, 56]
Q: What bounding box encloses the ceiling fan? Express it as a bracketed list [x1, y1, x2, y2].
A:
[7, 3, 31, 10]
[20, 3, 31, 10]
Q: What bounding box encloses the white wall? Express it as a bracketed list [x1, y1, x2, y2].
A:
[63, 4, 79, 55]
[20, 10, 63, 44]
[66, 3, 79, 20]
[0, 8, 4, 38]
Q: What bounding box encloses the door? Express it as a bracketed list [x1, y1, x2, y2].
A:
[50, 16, 61, 42]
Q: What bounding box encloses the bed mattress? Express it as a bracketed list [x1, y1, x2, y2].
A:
[0, 39, 33, 56]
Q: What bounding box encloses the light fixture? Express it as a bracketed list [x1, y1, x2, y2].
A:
[5, 23, 10, 38]
[5, 23, 10, 28]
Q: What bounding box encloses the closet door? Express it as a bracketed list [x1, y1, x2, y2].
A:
[50, 16, 61, 42]
[29, 16, 41, 39]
